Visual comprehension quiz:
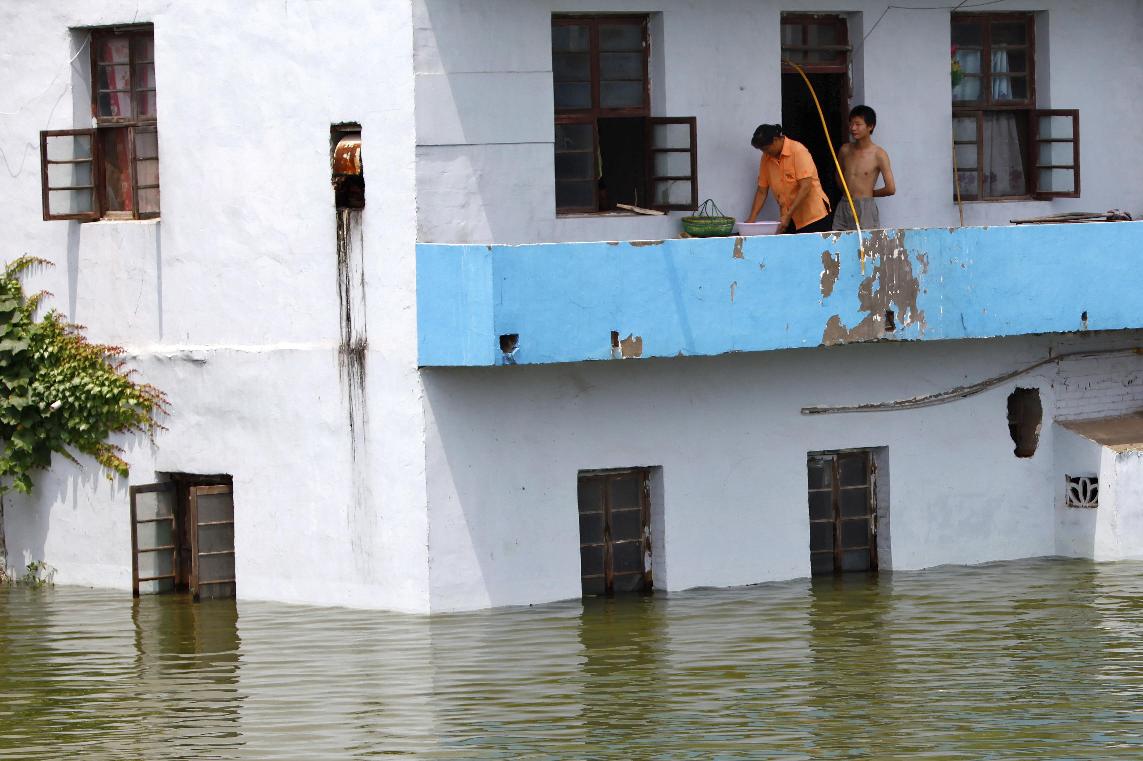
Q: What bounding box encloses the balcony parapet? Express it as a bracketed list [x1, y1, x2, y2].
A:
[417, 222, 1143, 367]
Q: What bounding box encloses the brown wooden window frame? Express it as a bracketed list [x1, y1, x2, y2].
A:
[780, 13, 851, 74]
[807, 450, 878, 576]
[40, 25, 160, 221]
[951, 13, 1080, 201]
[577, 468, 653, 596]
[552, 15, 697, 214]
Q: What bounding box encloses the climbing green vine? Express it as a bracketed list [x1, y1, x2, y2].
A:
[0, 256, 167, 494]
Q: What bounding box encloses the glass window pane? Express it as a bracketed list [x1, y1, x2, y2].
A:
[197, 524, 234, 555]
[136, 520, 173, 551]
[553, 53, 590, 82]
[47, 161, 93, 189]
[810, 522, 833, 552]
[951, 21, 982, 47]
[610, 509, 643, 542]
[133, 36, 155, 61]
[136, 91, 158, 118]
[956, 169, 979, 199]
[651, 122, 691, 150]
[199, 553, 235, 584]
[137, 188, 160, 214]
[608, 476, 641, 510]
[579, 513, 604, 545]
[611, 541, 643, 574]
[135, 159, 159, 187]
[780, 24, 802, 47]
[991, 22, 1027, 46]
[599, 24, 642, 51]
[1038, 168, 1075, 194]
[580, 545, 604, 576]
[47, 189, 94, 215]
[196, 492, 234, 524]
[101, 129, 133, 211]
[808, 457, 833, 490]
[955, 143, 978, 170]
[557, 181, 595, 209]
[653, 152, 692, 178]
[98, 89, 135, 119]
[45, 133, 92, 161]
[1005, 50, 1027, 74]
[1038, 141, 1073, 167]
[552, 24, 589, 52]
[840, 550, 871, 572]
[97, 37, 130, 63]
[556, 123, 593, 151]
[554, 82, 592, 110]
[134, 489, 174, 520]
[952, 75, 982, 102]
[611, 572, 645, 593]
[953, 116, 978, 142]
[578, 477, 604, 513]
[138, 548, 174, 579]
[134, 128, 159, 159]
[809, 491, 832, 521]
[651, 180, 693, 207]
[840, 487, 870, 518]
[600, 81, 643, 109]
[139, 578, 175, 595]
[806, 23, 841, 47]
[838, 455, 868, 487]
[600, 52, 643, 81]
[982, 112, 1027, 197]
[1038, 115, 1074, 140]
[841, 519, 869, 549]
[134, 63, 156, 90]
[810, 552, 834, 575]
[555, 152, 593, 181]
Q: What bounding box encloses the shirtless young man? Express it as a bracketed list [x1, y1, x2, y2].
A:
[833, 105, 895, 231]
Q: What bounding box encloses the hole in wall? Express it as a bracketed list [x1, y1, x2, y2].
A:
[1007, 387, 1042, 458]
[611, 330, 620, 349]
[331, 123, 364, 209]
[884, 309, 896, 332]
[1081, 310, 1089, 330]
[499, 334, 518, 354]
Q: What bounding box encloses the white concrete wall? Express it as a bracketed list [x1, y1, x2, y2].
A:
[413, 0, 1143, 244]
[422, 332, 1143, 612]
[0, 1, 429, 611]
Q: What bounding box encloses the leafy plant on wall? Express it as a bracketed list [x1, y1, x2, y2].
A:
[0, 257, 167, 573]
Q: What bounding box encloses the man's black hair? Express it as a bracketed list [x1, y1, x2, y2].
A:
[849, 105, 877, 131]
[751, 124, 784, 149]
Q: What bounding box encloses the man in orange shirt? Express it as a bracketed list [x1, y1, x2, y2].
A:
[745, 124, 831, 234]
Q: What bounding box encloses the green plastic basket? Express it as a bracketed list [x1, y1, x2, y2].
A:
[681, 199, 735, 237]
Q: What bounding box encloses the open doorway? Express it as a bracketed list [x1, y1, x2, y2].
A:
[780, 14, 851, 211]
[130, 474, 235, 600]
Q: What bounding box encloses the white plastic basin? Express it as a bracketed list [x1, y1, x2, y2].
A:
[735, 221, 781, 236]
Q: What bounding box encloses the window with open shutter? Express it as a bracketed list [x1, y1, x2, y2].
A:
[1031, 109, 1079, 198]
[131, 483, 178, 595]
[39, 25, 159, 221]
[646, 117, 698, 211]
[189, 484, 236, 601]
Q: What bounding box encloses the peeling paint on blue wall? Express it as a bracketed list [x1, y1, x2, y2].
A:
[416, 222, 1143, 367]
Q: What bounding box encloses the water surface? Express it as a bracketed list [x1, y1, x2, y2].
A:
[3, 558, 1143, 759]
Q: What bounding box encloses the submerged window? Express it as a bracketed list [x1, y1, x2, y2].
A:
[552, 15, 697, 214]
[577, 468, 652, 596]
[951, 13, 1078, 201]
[41, 25, 160, 221]
[130, 475, 235, 601]
[807, 451, 878, 575]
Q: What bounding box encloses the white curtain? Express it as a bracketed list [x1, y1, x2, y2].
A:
[982, 50, 1025, 196]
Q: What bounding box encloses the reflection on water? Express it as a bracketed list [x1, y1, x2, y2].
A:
[3, 558, 1143, 759]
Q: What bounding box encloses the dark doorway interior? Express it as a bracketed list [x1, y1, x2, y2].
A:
[597, 117, 648, 210]
[808, 451, 877, 575]
[782, 72, 849, 210]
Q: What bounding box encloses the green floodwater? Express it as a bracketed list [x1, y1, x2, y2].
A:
[2, 558, 1143, 760]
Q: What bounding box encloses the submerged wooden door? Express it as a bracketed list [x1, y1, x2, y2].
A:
[188, 484, 236, 600]
[808, 451, 877, 575]
[130, 482, 179, 595]
[578, 469, 652, 596]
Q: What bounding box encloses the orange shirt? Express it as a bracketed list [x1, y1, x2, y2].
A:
[757, 137, 830, 230]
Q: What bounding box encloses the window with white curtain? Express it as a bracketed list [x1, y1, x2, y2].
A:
[951, 13, 1079, 201]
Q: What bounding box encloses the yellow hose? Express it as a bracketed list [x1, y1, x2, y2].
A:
[784, 60, 866, 270]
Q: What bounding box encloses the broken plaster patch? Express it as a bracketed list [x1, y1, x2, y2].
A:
[620, 333, 643, 358]
[732, 237, 745, 259]
[820, 250, 840, 297]
[821, 229, 926, 346]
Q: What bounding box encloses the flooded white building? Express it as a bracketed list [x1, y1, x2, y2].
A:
[2, 0, 1142, 612]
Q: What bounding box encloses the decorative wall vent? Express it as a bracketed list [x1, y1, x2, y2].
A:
[1065, 475, 1098, 508]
